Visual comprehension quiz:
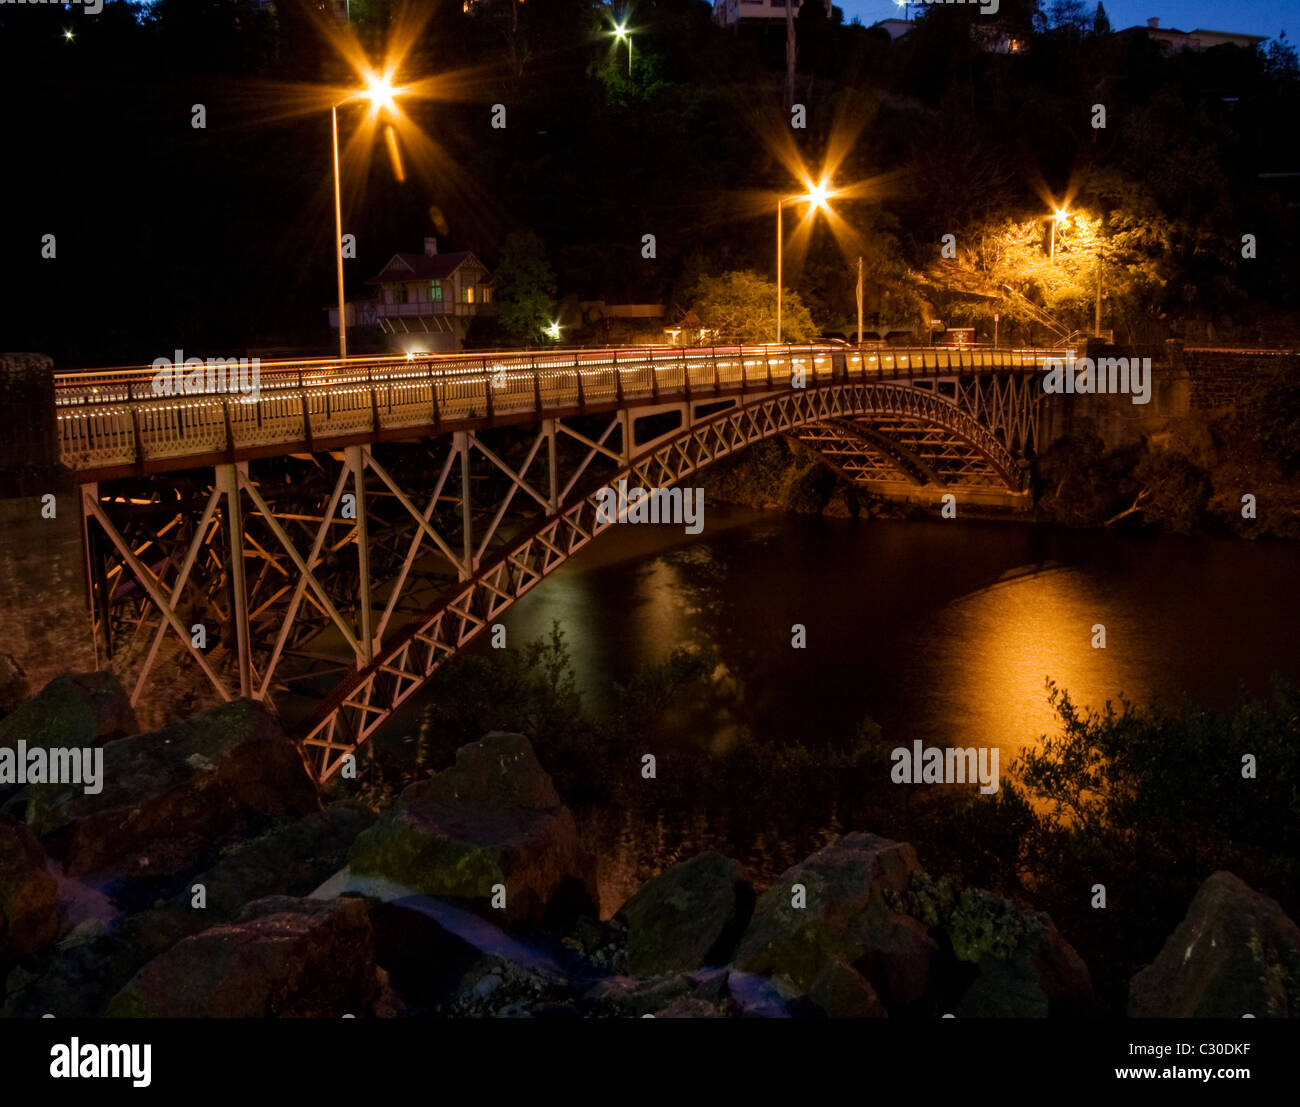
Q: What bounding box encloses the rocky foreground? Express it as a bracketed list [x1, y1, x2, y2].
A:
[1, 668, 1298, 1018]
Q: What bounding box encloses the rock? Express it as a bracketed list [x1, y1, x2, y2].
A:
[4, 906, 204, 1018]
[616, 851, 754, 976]
[655, 996, 723, 1018]
[1128, 871, 1300, 1018]
[582, 973, 692, 1017]
[808, 956, 889, 1018]
[0, 814, 58, 958]
[0, 670, 135, 754]
[0, 655, 29, 718]
[889, 885, 1091, 1018]
[186, 804, 376, 920]
[850, 898, 939, 1014]
[445, 953, 571, 1017]
[26, 698, 320, 879]
[365, 894, 569, 1013]
[944, 889, 1094, 1018]
[725, 971, 793, 1018]
[348, 733, 595, 927]
[106, 895, 377, 1017]
[734, 832, 920, 990]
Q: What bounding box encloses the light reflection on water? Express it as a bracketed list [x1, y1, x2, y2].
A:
[478, 509, 1300, 915]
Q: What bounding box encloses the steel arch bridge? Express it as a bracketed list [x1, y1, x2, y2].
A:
[56, 344, 1054, 780]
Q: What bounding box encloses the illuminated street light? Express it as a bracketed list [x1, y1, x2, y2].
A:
[776, 178, 836, 343]
[545, 322, 563, 341]
[612, 21, 633, 77]
[1050, 206, 1069, 264]
[63, 29, 74, 42]
[331, 69, 406, 360]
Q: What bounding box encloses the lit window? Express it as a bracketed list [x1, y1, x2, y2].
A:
[430, 280, 443, 301]
[462, 285, 474, 304]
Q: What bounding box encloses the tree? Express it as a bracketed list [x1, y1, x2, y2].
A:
[1092, 2, 1111, 36]
[1045, 0, 1089, 33]
[693, 270, 818, 344]
[492, 232, 557, 343]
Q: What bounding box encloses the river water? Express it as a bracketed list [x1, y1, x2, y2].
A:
[462, 506, 1300, 915]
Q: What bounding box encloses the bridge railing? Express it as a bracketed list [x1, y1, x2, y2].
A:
[54, 345, 1067, 473]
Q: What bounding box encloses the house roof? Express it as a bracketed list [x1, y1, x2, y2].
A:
[364, 251, 486, 286]
[1122, 24, 1267, 44]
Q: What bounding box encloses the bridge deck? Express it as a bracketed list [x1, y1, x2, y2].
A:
[54, 345, 1063, 481]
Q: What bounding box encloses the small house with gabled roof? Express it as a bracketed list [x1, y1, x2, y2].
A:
[331, 238, 494, 354]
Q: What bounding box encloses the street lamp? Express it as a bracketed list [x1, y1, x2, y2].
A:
[332, 71, 403, 360]
[1049, 206, 1069, 264]
[775, 181, 832, 343]
[613, 22, 633, 77]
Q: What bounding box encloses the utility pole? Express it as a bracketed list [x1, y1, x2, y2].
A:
[856, 256, 864, 346]
[785, 0, 796, 111]
[1095, 259, 1103, 337]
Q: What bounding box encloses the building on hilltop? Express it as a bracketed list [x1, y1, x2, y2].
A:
[1119, 17, 1266, 53]
[713, 0, 830, 28]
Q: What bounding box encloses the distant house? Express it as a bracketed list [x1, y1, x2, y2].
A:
[713, 0, 828, 28]
[663, 310, 719, 347]
[1120, 17, 1266, 53]
[871, 16, 1026, 54]
[873, 18, 914, 43]
[330, 238, 494, 354]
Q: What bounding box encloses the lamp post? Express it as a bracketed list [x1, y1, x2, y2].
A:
[776, 181, 830, 343]
[331, 73, 402, 360]
[1049, 206, 1068, 265]
[614, 22, 632, 76]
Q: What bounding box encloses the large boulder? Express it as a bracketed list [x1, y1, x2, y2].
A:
[943, 888, 1095, 1018]
[186, 804, 376, 921]
[348, 733, 595, 927]
[0, 814, 58, 958]
[0, 670, 135, 754]
[615, 851, 754, 976]
[808, 956, 889, 1018]
[4, 907, 204, 1018]
[107, 895, 378, 1017]
[26, 698, 320, 879]
[734, 833, 921, 991]
[1128, 870, 1300, 1018]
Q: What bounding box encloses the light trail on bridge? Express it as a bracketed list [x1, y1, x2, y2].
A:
[53, 344, 1068, 480]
